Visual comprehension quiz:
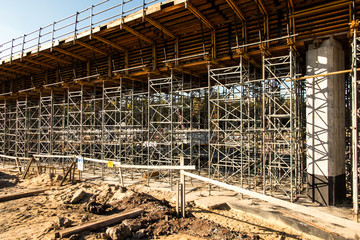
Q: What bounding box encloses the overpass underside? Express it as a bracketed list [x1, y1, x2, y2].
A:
[0, 0, 358, 214]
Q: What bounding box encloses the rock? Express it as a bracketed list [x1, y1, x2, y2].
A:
[80, 215, 89, 224]
[122, 219, 142, 231]
[108, 189, 128, 204]
[69, 234, 80, 240]
[119, 186, 127, 193]
[84, 200, 108, 214]
[70, 189, 87, 204]
[57, 217, 73, 228]
[105, 224, 131, 240]
[133, 229, 146, 239]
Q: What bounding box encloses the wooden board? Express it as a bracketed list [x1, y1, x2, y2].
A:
[55, 208, 144, 238]
[0, 189, 48, 202]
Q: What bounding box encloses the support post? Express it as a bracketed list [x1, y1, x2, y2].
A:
[176, 181, 180, 218]
[180, 155, 185, 218]
[351, 26, 359, 222]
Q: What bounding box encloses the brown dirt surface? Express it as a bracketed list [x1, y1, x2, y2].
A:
[0, 169, 317, 240]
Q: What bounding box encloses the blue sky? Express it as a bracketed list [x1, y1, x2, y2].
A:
[0, 0, 162, 59]
[0, 0, 99, 45]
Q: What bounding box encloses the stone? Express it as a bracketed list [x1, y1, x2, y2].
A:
[70, 189, 87, 204]
[105, 224, 131, 240]
[122, 219, 142, 231]
[69, 234, 80, 240]
[57, 217, 73, 228]
[80, 215, 89, 224]
[133, 229, 146, 239]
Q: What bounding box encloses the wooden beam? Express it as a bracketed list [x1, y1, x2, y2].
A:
[12, 61, 42, 72]
[23, 58, 54, 69]
[77, 80, 95, 87]
[225, 0, 247, 22]
[116, 73, 147, 83]
[92, 35, 127, 52]
[185, 1, 214, 30]
[289, 0, 294, 8]
[145, 16, 176, 38]
[40, 52, 72, 65]
[76, 40, 108, 56]
[0, 189, 48, 202]
[0, 65, 27, 75]
[122, 24, 154, 44]
[55, 208, 144, 238]
[254, 0, 267, 16]
[173, 66, 200, 78]
[0, 70, 17, 78]
[93, 77, 120, 85]
[53, 47, 87, 61]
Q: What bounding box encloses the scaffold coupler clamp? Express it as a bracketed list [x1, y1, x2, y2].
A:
[259, 43, 270, 56]
[236, 48, 245, 56]
[350, 19, 359, 36]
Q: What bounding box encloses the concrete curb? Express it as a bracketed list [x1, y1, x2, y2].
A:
[227, 201, 355, 240]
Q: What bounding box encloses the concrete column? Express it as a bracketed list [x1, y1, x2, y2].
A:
[306, 38, 345, 206]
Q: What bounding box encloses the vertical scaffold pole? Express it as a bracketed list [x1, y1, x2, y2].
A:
[352, 26, 359, 222]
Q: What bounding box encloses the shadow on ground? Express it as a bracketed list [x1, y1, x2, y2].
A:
[0, 171, 19, 189]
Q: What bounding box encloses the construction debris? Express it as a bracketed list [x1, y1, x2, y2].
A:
[0, 169, 317, 239]
[105, 223, 131, 240]
[56, 217, 73, 228]
[55, 208, 144, 238]
[70, 189, 87, 204]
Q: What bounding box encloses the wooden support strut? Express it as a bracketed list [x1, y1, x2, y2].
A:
[23, 58, 54, 69]
[76, 40, 108, 56]
[12, 61, 41, 72]
[40, 52, 72, 65]
[122, 24, 154, 44]
[92, 35, 127, 52]
[225, 0, 247, 23]
[53, 47, 87, 61]
[60, 157, 77, 186]
[145, 16, 176, 39]
[22, 156, 36, 179]
[0, 70, 17, 78]
[185, 1, 214, 30]
[0, 65, 27, 75]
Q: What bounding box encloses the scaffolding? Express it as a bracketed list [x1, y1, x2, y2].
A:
[39, 92, 53, 156]
[148, 71, 178, 185]
[53, 92, 67, 156]
[27, 99, 39, 156]
[0, 101, 6, 155]
[102, 81, 122, 162]
[15, 98, 28, 159]
[208, 44, 303, 201]
[208, 57, 263, 189]
[262, 45, 301, 201]
[5, 102, 16, 157]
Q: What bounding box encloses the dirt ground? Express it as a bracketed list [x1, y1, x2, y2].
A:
[0, 169, 316, 240]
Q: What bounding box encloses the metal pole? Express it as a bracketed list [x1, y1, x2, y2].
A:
[352, 27, 359, 222]
[180, 155, 185, 218]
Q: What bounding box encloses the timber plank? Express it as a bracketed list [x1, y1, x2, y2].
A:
[55, 208, 144, 238]
[0, 189, 48, 202]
